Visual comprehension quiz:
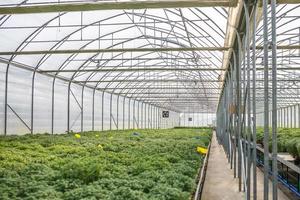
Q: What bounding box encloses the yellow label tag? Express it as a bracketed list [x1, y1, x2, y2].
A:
[197, 147, 208, 154]
[74, 134, 81, 139]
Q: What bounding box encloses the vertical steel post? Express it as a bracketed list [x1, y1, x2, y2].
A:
[158, 108, 161, 129]
[232, 52, 237, 179]
[30, 72, 36, 134]
[252, 3, 258, 198]
[141, 102, 144, 129]
[4, 64, 9, 135]
[229, 67, 234, 170]
[110, 93, 112, 130]
[280, 108, 282, 128]
[243, 1, 251, 197]
[92, 89, 96, 131]
[51, 78, 56, 134]
[128, 98, 131, 129]
[298, 104, 300, 128]
[157, 107, 159, 129]
[284, 108, 286, 127]
[271, 0, 278, 197]
[144, 104, 147, 129]
[236, 42, 242, 192]
[294, 105, 296, 128]
[117, 95, 119, 130]
[290, 106, 293, 128]
[133, 100, 135, 129]
[150, 105, 153, 129]
[81, 86, 84, 133]
[101, 91, 104, 131]
[123, 96, 125, 130]
[137, 101, 140, 129]
[278, 109, 280, 128]
[148, 104, 151, 129]
[263, 0, 270, 197]
[282, 108, 284, 127]
[67, 82, 71, 133]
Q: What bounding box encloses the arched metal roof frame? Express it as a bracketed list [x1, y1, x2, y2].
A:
[218, 3, 300, 114]
[251, 4, 300, 109]
[0, 8, 226, 112]
[1, 1, 298, 114]
[0, 8, 226, 115]
[22, 9, 224, 81]
[37, 10, 223, 80]
[0, 1, 245, 114]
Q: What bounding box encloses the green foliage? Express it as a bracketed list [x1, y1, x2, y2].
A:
[0, 128, 212, 200]
[256, 127, 300, 159]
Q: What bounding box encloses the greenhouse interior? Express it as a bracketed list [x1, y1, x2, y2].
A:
[0, 0, 299, 200]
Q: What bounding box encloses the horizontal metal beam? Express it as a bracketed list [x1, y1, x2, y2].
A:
[259, 0, 300, 5]
[135, 97, 219, 99]
[75, 79, 221, 83]
[0, 19, 209, 29]
[76, 79, 300, 83]
[0, 47, 229, 56]
[135, 96, 220, 98]
[1, 45, 299, 56]
[119, 92, 221, 95]
[0, 1, 238, 15]
[242, 67, 300, 71]
[73, 57, 212, 62]
[100, 86, 300, 90]
[107, 88, 220, 90]
[41, 67, 225, 73]
[143, 101, 218, 103]
[40, 67, 300, 73]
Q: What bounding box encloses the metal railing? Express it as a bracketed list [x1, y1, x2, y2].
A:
[256, 145, 300, 197]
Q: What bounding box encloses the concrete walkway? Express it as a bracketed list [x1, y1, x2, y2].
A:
[202, 132, 244, 200]
[201, 132, 291, 200]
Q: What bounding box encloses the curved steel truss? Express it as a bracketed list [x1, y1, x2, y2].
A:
[0, 1, 300, 200]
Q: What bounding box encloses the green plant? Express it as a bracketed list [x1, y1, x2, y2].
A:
[256, 127, 300, 160]
[0, 128, 212, 200]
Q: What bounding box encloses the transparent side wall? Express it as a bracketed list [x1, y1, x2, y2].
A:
[160, 111, 180, 129]
[256, 104, 300, 128]
[0, 65, 179, 135]
[179, 113, 216, 127]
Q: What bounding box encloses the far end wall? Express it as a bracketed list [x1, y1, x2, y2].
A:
[179, 113, 216, 127]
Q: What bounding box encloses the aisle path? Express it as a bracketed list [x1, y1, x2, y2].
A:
[202, 132, 291, 200]
[202, 132, 244, 200]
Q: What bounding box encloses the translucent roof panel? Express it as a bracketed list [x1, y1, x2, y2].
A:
[254, 4, 300, 111]
[0, 2, 229, 113]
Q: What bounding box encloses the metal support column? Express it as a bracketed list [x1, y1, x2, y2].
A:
[128, 98, 131, 129]
[263, 0, 270, 197]
[252, 3, 258, 198]
[271, 0, 278, 197]
[110, 93, 112, 130]
[140, 102, 144, 129]
[101, 91, 104, 131]
[133, 100, 135, 129]
[117, 95, 119, 130]
[144, 103, 147, 129]
[67, 82, 71, 133]
[51, 78, 56, 134]
[137, 101, 140, 129]
[298, 104, 300, 128]
[123, 96, 126, 130]
[92, 89, 96, 131]
[81, 86, 84, 133]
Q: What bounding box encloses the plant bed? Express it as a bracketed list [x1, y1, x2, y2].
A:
[0, 128, 212, 200]
[256, 127, 300, 165]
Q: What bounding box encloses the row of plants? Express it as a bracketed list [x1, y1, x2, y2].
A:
[256, 127, 300, 161]
[174, 127, 213, 129]
[0, 128, 212, 200]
